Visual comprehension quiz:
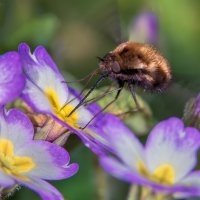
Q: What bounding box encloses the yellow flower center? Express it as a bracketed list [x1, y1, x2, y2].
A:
[0, 139, 35, 181]
[45, 88, 79, 128]
[137, 161, 175, 185]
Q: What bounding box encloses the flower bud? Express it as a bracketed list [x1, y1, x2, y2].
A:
[129, 12, 158, 44]
[183, 93, 200, 130]
[15, 99, 72, 145]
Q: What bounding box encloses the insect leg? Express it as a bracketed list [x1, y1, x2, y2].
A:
[60, 69, 98, 111]
[116, 84, 142, 117]
[83, 87, 122, 106]
[81, 84, 123, 129]
[67, 73, 108, 117]
[128, 83, 140, 109]
[62, 68, 99, 84]
[81, 83, 120, 106]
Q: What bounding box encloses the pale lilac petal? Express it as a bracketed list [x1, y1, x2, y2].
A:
[18, 177, 64, 200]
[87, 125, 111, 150]
[19, 43, 69, 114]
[100, 156, 146, 183]
[68, 87, 103, 129]
[172, 171, 200, 198]
[0, 106, 77, 198]
[22, 78, 52, 113]
[21, 66, 68, 114]
[34, 46, 59, 73]
[0, 108, 34, 150]
[16, 140, 78, 180]
[18, 42, 68, 97]
[0, 171, 15, 187]
[19, 43, 94, 129]
[75, 127, 109, 156]
[18, 43, 37, 65]
[145, 117, 200, 182]
[66, 87, 109, 154]
[76, 107, 93, 127]
[101, 114, 145, 170]
[0, 52, 25, 105]
[66, 94, 93, 128]
[100, 117, 200, 197]
[145, 181, 197, 195]
[80, 113, 123, 154]
[100, 156, 198, 196]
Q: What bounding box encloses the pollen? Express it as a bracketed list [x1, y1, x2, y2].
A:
[0, 139, 35, 181]
[152, 164, 175, 185]
[137, 161, 149, 177]
[45, 88, 78, 128]
[137, 161, 175, 185]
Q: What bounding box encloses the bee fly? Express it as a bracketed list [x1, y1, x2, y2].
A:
[68, 41, 172, 127]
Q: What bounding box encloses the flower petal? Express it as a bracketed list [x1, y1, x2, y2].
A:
[0, 52, 25, 105]
[19, 43, 69, 114]
[18, 177, 64, 200]
[17, 140, 78, 180]
[19, 43, 93, 129]
[0, 171, 15, 187]
[100, 156, 149, 184]
[100, 114, 145, 170]
[100, 156, 198, 196]
[0, 108, 34, 151]
[34, 46, 59, 73]
[66, 94, 93, 127]
[173, 171, 200, 198]
[60, 87, 110, 154]
[75, 128, 109, 156]
[145, 117, 200, 182]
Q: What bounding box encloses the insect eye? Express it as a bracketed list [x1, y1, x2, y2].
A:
[112, 61, 121, 73]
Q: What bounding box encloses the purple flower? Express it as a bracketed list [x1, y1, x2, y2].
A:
[0, 107, 78, 200]
[129, 12, 158, 44]
[18, 43, 112, 155]
[18, 43, 93, 130]
[0, 52, 25, 105]
[100, 116, 200, 198]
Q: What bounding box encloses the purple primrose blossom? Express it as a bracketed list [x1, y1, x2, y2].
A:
[18, 42, 93, 129]
[18, 43, 115, 155]
[0, 107, 78, 200]
[100, 116, 200, 198]
[0, 52, 25, 105]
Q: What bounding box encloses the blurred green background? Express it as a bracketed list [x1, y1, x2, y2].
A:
[1, 0, 200, 199]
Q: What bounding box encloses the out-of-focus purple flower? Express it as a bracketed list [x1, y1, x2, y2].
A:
[129, 12, 158, 44]
[183, 93, 200, 130]
[100, 116, 200, 198]
[0, 52, 25, 105]
[18, 43, 114, 155]
[0, 107, 78, 200]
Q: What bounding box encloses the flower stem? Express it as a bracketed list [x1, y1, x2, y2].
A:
[127, 185, 173, 200]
